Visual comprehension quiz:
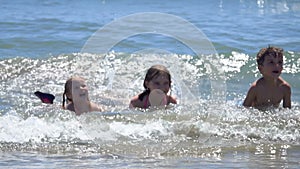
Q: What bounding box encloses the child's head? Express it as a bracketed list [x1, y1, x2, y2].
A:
[143, 64, 172, 93]
[256, 46, 284, 78]
[257, 46, 283, 65]
[62, 76, 89, 108]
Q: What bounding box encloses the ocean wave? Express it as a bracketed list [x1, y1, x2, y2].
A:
[0, 52, 299, 157]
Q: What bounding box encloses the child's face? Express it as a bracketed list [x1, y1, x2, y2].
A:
[146, 75, 170, 94]
[71, 78, 89, 101]
[259, 54, 283, 79]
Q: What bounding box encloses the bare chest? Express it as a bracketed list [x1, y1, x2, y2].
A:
[256, 87, 284, 106]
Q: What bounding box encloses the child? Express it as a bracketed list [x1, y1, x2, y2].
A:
[129, 64, 177, 109]
[243, 46, 291, 109]
[62, 76, 104, 115]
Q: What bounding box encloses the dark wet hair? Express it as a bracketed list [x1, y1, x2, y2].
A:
[138, 65, 172, 101]
[256, 46, 283, 66]
[62, 77, 73, 109]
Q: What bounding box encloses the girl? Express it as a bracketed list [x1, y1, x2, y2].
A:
[129, 64, 177, 109]
[62, 76, 104, 115]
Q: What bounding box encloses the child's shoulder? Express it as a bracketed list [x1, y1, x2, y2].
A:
[250, 78, 264, 88]
[278, 77, 291, 86]
[130, 94, 142, 102]
[278, 77, 291, 92]
[246, 78, 265, 94]
[130, 94, 145, 107]
[66, 103, 75, 112]
[90, 102, 104, 112]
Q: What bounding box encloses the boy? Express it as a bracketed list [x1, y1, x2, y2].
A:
[243, 46, 291, 109]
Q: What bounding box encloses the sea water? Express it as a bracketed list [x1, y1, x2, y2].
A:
[1, 0, 300, 168]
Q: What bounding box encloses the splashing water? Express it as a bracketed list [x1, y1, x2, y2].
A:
[0, 52, 299, 159]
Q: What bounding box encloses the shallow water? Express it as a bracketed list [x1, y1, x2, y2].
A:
[1, 0, 300, 168]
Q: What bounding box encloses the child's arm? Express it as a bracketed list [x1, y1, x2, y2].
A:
[129, 101, 136, 108]
[243, 85, 256, 107]
[282, 84, 291, 108]
[168, 95, 177, 104]
[91, 102, 105, 112]
[129, 95, 142, 108]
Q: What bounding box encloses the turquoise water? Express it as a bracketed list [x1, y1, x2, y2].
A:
[1, 0, 300, 168]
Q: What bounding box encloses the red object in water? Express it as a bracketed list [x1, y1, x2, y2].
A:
[34, 91, 55, 104]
